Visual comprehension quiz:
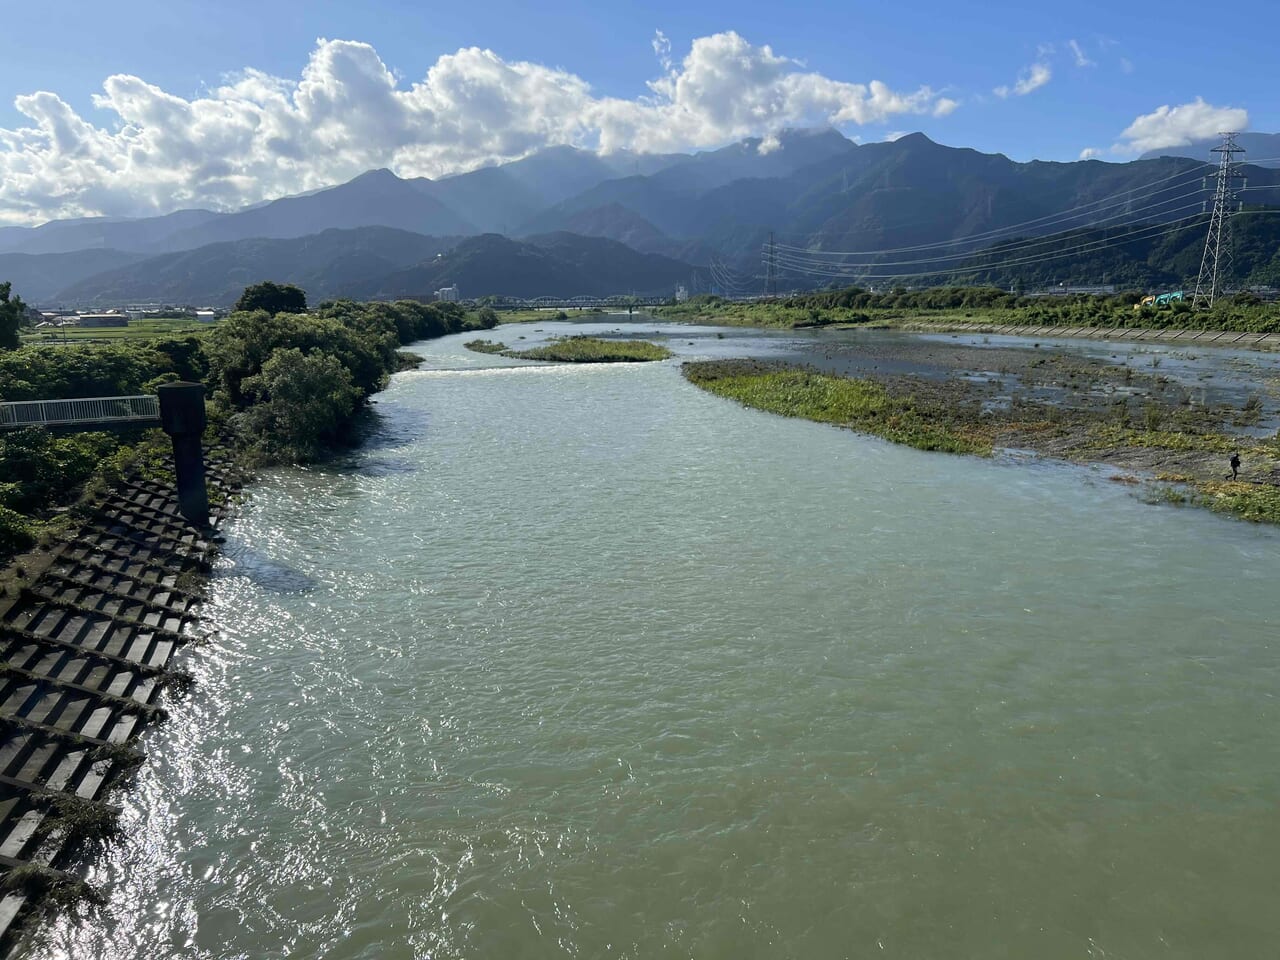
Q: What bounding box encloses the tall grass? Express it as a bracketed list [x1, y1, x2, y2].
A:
[683, 360, 992, 455]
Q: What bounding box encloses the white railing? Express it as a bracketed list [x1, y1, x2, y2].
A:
[0, 395, 161, 429]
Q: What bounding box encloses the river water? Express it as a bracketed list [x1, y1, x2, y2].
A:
[35, 321, 1280, 959]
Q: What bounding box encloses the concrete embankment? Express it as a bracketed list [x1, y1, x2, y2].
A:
[903, 320, 1280, 350]
[0, 456, 238, 955]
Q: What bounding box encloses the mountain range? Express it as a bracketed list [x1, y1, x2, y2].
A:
[3, 128, 1279, 306]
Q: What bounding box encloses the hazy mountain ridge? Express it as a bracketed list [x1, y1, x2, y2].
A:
[44, 228, 701, 306]
[53, 228, 460, 306]
[5, 128, 1280, 302]
[346, 232, 699, 301]
[0, 249, 148, 301]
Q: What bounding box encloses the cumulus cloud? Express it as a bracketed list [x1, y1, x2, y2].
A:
[0, 32, 957, 225]
[994, 62, 1051, 98]
[1112, 97, 1248, 154]
[1078, 147, 1102, 160]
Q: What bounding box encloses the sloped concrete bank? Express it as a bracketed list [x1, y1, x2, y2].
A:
[0, 454, 241, 955]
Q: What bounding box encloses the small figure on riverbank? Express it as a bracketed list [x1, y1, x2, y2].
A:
[1229, 452, 1241, 480]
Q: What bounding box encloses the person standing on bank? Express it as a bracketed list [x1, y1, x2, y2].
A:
[1229, 452, 1241, 480]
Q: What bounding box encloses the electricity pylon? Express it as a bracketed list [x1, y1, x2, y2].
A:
[764, 231, 777, 296]
[1191, 132, 1245, 309]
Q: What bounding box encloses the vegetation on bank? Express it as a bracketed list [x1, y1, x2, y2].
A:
[0, 286, 497, 559]
[657, 286, 1280, 334]
[684, 358, 1280, 525]
[683, 360, 993, 455]
[21, 317, 212, 345]
[465, 335, 673, 363]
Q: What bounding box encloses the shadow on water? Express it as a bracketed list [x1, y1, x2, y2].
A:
[319, 405, 423, 478]
[217, 536, 318, 594]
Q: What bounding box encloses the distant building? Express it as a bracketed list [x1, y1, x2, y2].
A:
[195, 309, 217, 323]
[77, 314, 129, 328]
[674, 285, 689, 302]
[435, 285, 461, 302]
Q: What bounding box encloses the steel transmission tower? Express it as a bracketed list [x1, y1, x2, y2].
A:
[764, 231, 778, 296]
[1192, 132, 1245, 308]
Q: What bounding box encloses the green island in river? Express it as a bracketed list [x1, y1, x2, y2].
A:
[465, 335, 672, 363]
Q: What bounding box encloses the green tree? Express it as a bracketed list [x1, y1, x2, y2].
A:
[234, 281, 308, 315]
[237, 348, 360, 462]
[1, 281, 26, 351]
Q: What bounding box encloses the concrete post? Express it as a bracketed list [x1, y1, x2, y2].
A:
[156, 382, 210, 526]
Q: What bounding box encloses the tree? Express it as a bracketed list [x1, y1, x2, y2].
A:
[234, 281, 308, 315]
[237, 348, 360, 462]
[1, 282, 26, 351]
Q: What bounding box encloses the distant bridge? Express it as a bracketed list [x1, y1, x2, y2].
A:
[0, 395, 161, 431]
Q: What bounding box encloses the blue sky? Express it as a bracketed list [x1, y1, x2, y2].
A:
[0, 0, 1273, 224]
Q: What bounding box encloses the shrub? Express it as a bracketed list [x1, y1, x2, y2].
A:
[236, 348, 360, 463]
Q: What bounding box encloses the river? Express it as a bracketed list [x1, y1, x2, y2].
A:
[34, 320, 1280, 959]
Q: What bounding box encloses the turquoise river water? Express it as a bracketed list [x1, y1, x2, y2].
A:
[32, 321, 1280, 959]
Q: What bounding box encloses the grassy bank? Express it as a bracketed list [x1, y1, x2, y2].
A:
[657, 287, 1280, 335]
[684, 358, 1280, 525]
[683, 360, 993, 455]
[466, 335, 672, 362]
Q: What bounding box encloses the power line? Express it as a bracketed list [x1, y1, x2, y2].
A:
[770, 194, 1208, 270]
[774, 163, 1216, 258]
[769, 212, 1211, 282]
[770, 153, 1280, 253]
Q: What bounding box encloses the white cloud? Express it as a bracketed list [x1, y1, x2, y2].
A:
[0, 32, 958, 225]
[1112, 97, 1248, 154]
[1079, 147, 1102, 160]
[994, 62, 1051, 98]
[1068, 40, 1095, 68]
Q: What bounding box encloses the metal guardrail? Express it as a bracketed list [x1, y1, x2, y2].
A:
[0, 394, 161, 430]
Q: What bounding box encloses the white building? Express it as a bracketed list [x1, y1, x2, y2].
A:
[195, 309, 217, 323]
[435, 285, 461, 302]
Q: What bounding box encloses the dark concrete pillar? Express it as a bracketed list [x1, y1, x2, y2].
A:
[157, 382, 210, 526]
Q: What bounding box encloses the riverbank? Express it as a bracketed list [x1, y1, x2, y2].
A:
[684, 337, 1280, 524]
[0, 450, 242, 955]
[654, 287, 1280, 336]
[899, 319, 1280, 351]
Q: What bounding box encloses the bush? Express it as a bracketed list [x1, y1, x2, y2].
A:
[236, 348, 361, 463]
[0, 504, 36, 556]
[0, 429, 121, 515]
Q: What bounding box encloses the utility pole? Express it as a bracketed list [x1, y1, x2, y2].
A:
[1192, 132, 1245, 309]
